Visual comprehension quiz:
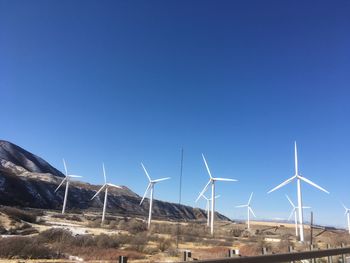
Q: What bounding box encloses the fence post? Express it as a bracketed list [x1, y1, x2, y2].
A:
[262, 247, 267, 255]
[119, 256, 128, 263]
[184, 250, 192, 261]
[310, 244, 316, 263]
[341, 243, 346, 263]
[288, 246, 295, 263]
[327, 244, 333, 263]
[228, 249, 240, 258]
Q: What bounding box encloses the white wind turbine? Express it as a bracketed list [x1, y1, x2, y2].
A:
[236, 192, 256, 229]
[286, 195, 310, 237]
[196, 193, 220, 227]
[268, 142, 329, 242]
[91, 163, 122, 224]
[139, 162, 170, 229]
[341, 203, 350, 234]
[55, 159, 82, 214]
[197, 154, 237, 235]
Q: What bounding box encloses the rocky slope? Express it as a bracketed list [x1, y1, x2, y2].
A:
[0, 140, 229, 221]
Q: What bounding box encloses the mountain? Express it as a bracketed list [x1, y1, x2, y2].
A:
[0, 140, 229, 221]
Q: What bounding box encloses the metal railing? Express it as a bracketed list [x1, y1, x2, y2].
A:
[177, 245, 350, 263]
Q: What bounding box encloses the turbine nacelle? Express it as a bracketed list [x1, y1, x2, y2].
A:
[140, 162, 170, 205]
[236, 192, 256, 218]
[55, 159, 82, 193]
[196, 154, 237, 202]
[342, 203, 350, 216]
[286, 195, 310, 221]
[90, 164, 122, 201]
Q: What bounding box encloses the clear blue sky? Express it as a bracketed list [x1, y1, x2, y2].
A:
[1, 1, 350, 227]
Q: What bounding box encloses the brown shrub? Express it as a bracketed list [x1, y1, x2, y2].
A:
[52, 214, 82, 222]
[95, 234, 120, 249]
[157, 237, 173, 252]
[37, 228, 74, 244]
[0, 236, 60, 259]
[126, 219, 147, 234]
[0, 206, 37, 223]
[129, 232, 148, 252]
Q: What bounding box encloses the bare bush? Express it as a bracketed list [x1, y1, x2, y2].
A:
[0, 206, 37, 223]
[129, 232, 148, 252]
[157, 237, 173, 252]
[230, 228, 243, 237]
[126, 219, 147, 234]
[52, 214, 82, 222]
[0, 237, 59, 259]
[37, 228, 74, 244]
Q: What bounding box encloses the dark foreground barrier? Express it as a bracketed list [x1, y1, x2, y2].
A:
[179, 245, 350, 263]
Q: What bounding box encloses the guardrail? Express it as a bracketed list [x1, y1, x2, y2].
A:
[178, 245, 350, 263]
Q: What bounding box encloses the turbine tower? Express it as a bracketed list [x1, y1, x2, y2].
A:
[286, 195, 310, 237]
[91, 163, 122, 224]
[197, 154, 237, 235]
[196, 193, 220, 227]
[342, 203, 350, 234]
[236, 192, 256, 229]
[268, 142, 329, 242]
[55, 159, 82, 214]
[139, 162, 170, 229]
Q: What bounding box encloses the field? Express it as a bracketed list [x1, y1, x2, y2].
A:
[0, 206, 349, 262]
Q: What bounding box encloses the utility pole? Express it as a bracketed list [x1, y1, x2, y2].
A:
[176, 148, 184, 249]
[310, 211, 313, 245]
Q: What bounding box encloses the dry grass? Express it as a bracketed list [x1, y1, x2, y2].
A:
[1, 208, 350, 262]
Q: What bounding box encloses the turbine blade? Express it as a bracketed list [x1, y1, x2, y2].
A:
[152, 177, 171, 183]
[299, 176, 329, 194]
[214, 195, 221, 199]
[196, 180, 211, 202]
[102, 163, 107, 184]
[63, 158, 68, 176]
[294, 141, 298, 175]
[248, 192, 253, 205]
[249, 207, 256, 218]
[91, 184, 106, 200]
[286, 195, 295, 208]
[341, 202, 348, 211]
[267, 175, 295, 194]
[202, 194, 209, 200]
[213, 177, 238, 182]
[202, 154, 213, 179]
[302, 206, 311, 209]
[288, 208, 295, 221]
[236, 204, 248, 208]
[107, 183, 122, 189]
[68, 175, 82, 178]
[55, 177, 67, 192]
[141, 163, 152, 182]
[140, 183, 151, 205]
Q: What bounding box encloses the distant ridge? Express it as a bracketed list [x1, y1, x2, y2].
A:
[0, 140, 229, 221]
[0, 140, 64, 177]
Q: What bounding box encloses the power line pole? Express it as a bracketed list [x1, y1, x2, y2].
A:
[310, 211, 313, 245]
[176, 148, 184, 249]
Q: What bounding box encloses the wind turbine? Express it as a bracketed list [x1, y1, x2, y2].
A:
[55, 159, 82, 214]
[236, 192, 256, 229]
[139, 162, 170, 229]
[196, 193, 220, 227]
[286, 195, 310, 237]
[197, 154, 238, 235]
[268, 142, 329, 242]
[341, 203, 350, 234]
[91, 163, 122, 224]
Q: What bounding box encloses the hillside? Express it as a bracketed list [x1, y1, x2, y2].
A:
[0, 140, 229, 221]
